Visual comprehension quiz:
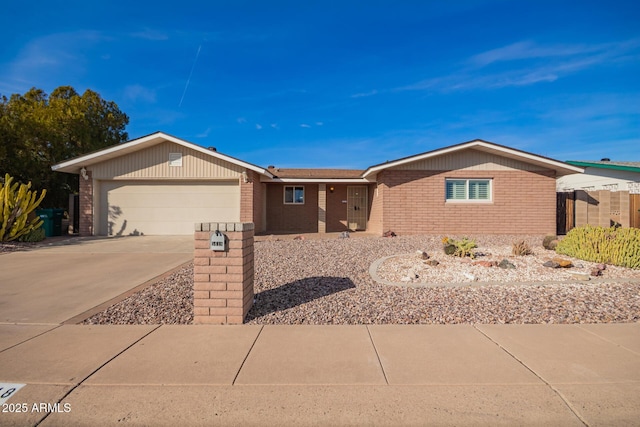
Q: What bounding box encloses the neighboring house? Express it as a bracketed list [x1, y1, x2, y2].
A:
[557, 160, 640, 194]
[52, 132, 582, 236]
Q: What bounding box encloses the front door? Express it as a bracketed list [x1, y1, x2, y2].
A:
[347, 186, 368, 231]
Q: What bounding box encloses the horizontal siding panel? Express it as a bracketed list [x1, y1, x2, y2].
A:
[390, 148, 547, 172]
[91, 141, 244, 179]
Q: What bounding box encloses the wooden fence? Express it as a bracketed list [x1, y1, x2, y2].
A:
[557, 190, 640, 235]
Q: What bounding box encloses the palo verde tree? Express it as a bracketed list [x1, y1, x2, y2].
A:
[0, 86, 129, 208]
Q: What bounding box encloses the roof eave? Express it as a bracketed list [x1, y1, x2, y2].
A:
[362, 139, 584, 178]
[51, 131, 273, 178]
[566, 161, 640, 173]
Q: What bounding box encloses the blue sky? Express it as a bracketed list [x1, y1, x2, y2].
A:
[2, 1, 639, 169]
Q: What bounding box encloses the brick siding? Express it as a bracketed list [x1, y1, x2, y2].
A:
[377, 169, 556, 235]
[79, 169, 93, 236]
[240, 170, 265, 232]
[266, 184, 319, 233]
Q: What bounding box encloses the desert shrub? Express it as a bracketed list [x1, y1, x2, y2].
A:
[442, 236, 477, 259]
[512, 240, 533, 256]
[555, 225, 640, 269]
[0, 173, 47, 242]
[542, 235, 558, 250]
[18, 226, 46, 242]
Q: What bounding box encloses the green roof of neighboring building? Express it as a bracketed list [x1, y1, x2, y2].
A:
[566, 160, 640, 173]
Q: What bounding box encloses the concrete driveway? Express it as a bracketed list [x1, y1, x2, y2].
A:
[0, 236, 193, 324]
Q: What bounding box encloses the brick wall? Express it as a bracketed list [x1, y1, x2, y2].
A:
[378, 169, 556, 235]
[79, 169, 93, 236]
[240, 170, 265, 233]
[367, 181, 384, 235]
[266, 184, 319, 233]
[193, 222, 254, 324]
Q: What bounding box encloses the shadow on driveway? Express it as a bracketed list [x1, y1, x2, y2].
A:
[246, 277, 355, 321]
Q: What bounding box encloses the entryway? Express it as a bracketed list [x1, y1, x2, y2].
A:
[347, 186, 368, 231]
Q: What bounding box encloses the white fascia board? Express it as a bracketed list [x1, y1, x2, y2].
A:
[263, 178, 371, 183]
[361, 140, 583, 177]
[51, 132, 273, 177]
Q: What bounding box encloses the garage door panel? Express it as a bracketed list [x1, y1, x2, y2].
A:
[100, 181, 240, 235]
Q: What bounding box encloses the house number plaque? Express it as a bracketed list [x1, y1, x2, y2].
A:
[210, 230, 226, 251]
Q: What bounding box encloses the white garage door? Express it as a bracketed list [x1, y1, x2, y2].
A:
[99, 181, 240, 235]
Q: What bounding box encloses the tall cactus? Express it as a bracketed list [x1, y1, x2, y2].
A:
[0, 173, 47, 242]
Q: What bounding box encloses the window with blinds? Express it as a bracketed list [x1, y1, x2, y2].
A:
[445, 179, 491, 201]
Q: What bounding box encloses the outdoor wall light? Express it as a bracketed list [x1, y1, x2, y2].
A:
[329, 186, 335, 193]
[80, 167, 89, 181]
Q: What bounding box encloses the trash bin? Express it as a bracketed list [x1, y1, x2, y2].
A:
[51, 208, 64, 236]
[36, 209, 53, 237]
[35, 208, 65, 237]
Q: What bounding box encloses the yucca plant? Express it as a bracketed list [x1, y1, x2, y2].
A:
[0, 173, 47, 242]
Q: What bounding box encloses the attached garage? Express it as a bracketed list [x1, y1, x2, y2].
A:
[98, 180, 240, 235]
[51, 132, 272, 236]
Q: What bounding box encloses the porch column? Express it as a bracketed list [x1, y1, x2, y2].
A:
[318, 184, 326, 233]
[79, 169, 93, 236]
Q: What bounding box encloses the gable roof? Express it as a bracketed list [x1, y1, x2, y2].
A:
[566, 160, 640, 173]
[51, 131, 274, 178]
[361, 139, 584, 178]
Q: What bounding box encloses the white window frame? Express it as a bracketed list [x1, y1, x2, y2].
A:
[284, 186, 305, 204]
[445, 178, 492, 202]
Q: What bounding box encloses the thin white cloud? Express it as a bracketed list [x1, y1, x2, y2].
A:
[196, 127, 211, 138]
[237, 117, 247, 124]
[351, 89, 378, 98]
[469, 41, 608, 67]
[397, 38, 640, 92]
[315, 122, 324, 126]
[130, 28, 169, 41]
[123, 84, 156, 103]
[1, 31, 108, 92]
[270, 123, 279, 129]
[300, 123, 311, 128]
[255, 124, 263, 130]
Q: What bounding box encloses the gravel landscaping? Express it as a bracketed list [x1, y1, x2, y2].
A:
[83, 234, 640, 325]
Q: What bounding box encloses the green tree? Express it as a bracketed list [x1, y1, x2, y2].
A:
[0, 86, 129, 208]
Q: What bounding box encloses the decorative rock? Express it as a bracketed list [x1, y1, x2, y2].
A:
[463, 273, 476, 281]
[596, 263, 606, 271]
[590, 268, 602, 277]
[473, 260, 497, 267]
[498, 259, 516, 269]
[400, 276, 411, 282]
[383, 230, 397, 237]
[569, 272, 590, 281]
[425, 259, 440, 266]
[339, 231, 350, 238]
[294, 235, 305, 240]
[552, 257, 573, 268]
[416, 250, 430, 260]
[543, 260, 560, 268]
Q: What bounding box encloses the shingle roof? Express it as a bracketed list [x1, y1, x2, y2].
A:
[267, 167, 365, 179]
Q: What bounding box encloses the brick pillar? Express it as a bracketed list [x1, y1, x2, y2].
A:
[193, 222, 254, 324]
[318, 184, 326, 233]
[598, 190, 610, 227]
[619, 191, 630, 228]
[79, 169, 93, 236]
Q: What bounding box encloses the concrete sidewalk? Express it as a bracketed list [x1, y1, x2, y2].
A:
[0, 323, 638, 426]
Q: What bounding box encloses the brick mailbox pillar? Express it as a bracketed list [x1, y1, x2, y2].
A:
[193, 222, 254, 324]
